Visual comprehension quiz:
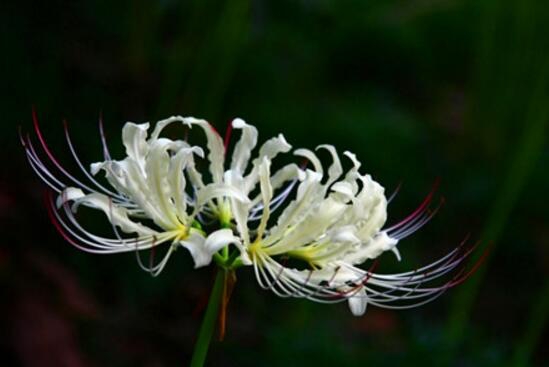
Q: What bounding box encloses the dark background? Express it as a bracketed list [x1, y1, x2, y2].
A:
[1, 0, 547, 366]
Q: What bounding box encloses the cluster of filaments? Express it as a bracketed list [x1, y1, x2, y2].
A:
[21, 110, 484, 315]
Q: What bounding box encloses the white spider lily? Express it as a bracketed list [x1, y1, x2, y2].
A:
[125, 116, 298, 266]
[21, 112, 246, 273]
[217, 119, 477, 316]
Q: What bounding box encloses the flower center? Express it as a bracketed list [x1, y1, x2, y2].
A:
[173, 224, 189, 242]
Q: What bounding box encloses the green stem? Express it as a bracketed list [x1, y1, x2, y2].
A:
[190, 270, 224, 367]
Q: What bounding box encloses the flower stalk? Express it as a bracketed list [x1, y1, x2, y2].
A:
[219, 269, 236, 341]
[190, 269, 225, 367]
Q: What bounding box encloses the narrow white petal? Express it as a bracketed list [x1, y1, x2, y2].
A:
[183, 117, 225, 184]
[90, 161, 132, 199]
[264, 170, 323, 245]
[316, 144, 343, 184]
[145, 139, 181, 227]
[343, 151, 361, 172]
[231, 118, 258, 175]
[169, 147, 203, 222]
[122, 122, 150, 168]
[183, 145, 206, 190]
[224, 170, 252, 246]
[256, 157, 273, 240]
[56, 187, 85, 208]
[269, 163, 305, 188]
[124, 158, 173, 229]
[257, 134, 291, 160]
[354, 175, 388, 241]
[294, 148, 323, 174]
[149, 115, 185, 141]
[64, 190, 156, 236]
[181, 229, 240, 268]
[330, 181, 355, 201]
[90, 162, 104, 176]
[266, 196, 348, 255]
[205, 228, 241, 260]
[249, 163, 304, 208]
[195, 182, 250, 211]
[344, 232, 399, 264]
[180, 231, 207, 268]
[244, 134, 291, 190]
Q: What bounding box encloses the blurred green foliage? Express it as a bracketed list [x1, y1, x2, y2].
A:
[1, 0, 547, 366]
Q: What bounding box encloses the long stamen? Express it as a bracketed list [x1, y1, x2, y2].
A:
[364, 241, 481, 305]
[98, 111, 112, 161]
[387, 182, 402, 204]
[24, 135, 66, 191]
[391, 197, 445, 240]
[32, 109, 98, 194]
[249, 179, 298, 221]
[386, 178, 440, 232]
[64, 120, 128, 201]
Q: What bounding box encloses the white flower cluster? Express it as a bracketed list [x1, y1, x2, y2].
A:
[22, 113, 473, 316]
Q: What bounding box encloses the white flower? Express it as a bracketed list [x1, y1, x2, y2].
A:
[22, 112, 246, 273]
[215, 119, 475, 316]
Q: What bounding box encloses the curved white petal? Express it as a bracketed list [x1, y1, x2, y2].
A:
[56, 187, 86, 208]
[145, 138, 181, 227]
[264, 170, 323, 245]
[150, 115, 185, 141]
[316, 145, 343, 185]
[256, 157, 273, 240]
[231, 118, 258, 175]
[90, 161, 132, 198]
[343, 151, 361, 172]
[353, 175, 388, 241]
[124, 158, 173, 228]
[266, 196, 348, 255]
[183, 117, 225, 184]
[195, 182, 251, 212]
[169, 147, 203, 222]
[257, 134, 291, 160]
[249, 163, 305, 208]
[122, 122, 150, 169]
[330, 181, 355, 202]
[269, 163, 305, 188]
[344, 232, 399, 264]
[181, 229, 240, 268]
[224, 170, 252, 247]
[60, 189, 156, 236]
[244, 134, 292, 191]
[294, 148, 323, 174]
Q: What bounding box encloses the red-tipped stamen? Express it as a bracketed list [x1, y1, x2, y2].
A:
[445, 241, 492, 288]
[32, 109, 96, 193]
[44, 190, 84, 251]
[392, 196, 445, 239]
[386, 178, 441, 232]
